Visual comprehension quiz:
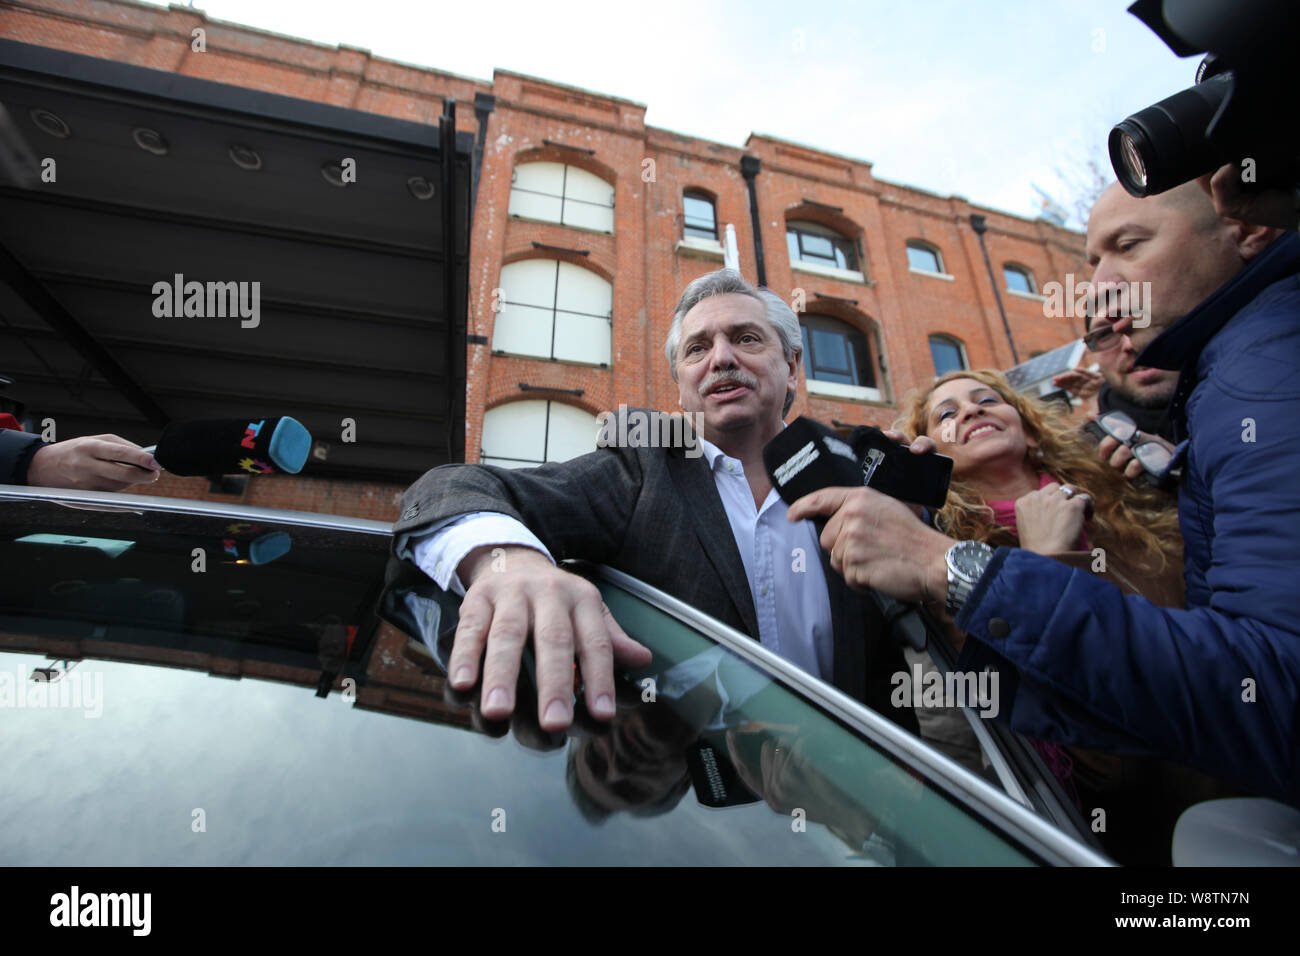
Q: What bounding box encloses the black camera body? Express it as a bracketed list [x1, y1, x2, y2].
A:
[1110, 0, 1300, 197]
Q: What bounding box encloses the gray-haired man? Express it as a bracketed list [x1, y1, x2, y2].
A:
[392, 269, 914, 735]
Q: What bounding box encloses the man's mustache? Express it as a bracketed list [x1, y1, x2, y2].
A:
[700, 369, 758, 395]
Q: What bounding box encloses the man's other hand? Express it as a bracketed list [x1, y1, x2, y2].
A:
[448, 545, 652, 732]
[1198, 163, 1297, 232]
[1097, 431, 1174, 481]
[1052, 368, 1103, 408]
[27, 435, 161, 491]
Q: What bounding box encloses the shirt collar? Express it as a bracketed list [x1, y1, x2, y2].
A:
[698, 419, 786, 473]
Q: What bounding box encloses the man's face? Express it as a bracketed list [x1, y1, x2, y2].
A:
[1086, 319, 1179, 408]
[1085, 182, 1245, 356]
[675, 293, 797, 444]
[1084, 183, 1249, 407]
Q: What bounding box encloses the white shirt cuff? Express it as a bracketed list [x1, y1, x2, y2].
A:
[410, 512, 555, 596]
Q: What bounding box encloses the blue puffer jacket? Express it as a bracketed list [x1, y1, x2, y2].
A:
[955, 231, 1300, 807]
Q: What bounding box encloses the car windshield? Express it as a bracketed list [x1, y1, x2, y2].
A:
[0, 491, 1085, 865]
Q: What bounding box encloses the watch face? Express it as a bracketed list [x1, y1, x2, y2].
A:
[952, 542, 990, 578]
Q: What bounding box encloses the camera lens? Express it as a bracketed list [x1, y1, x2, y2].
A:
[1118, 133, 1147, 189]
[1108, 73, 1233, 197]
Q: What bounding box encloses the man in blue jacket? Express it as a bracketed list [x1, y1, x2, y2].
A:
[790, 181, 1300, 807]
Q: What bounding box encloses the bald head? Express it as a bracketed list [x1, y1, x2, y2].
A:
[1154, 180, 1223, 231]
[1090, 180, 1221, 243]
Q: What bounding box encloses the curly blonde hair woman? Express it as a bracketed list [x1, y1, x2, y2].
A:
[894, 368, 1181, 583]
[887, 369, 1232, 864]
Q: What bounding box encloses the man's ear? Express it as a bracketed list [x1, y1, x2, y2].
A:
[1230, 220, 1282, 262]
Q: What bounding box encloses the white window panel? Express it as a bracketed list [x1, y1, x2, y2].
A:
[554, 311, 612, 365]
[562, 167, 615, 232]
[500, 259, 558, 309]
[508, 162, 565, 224]
[492, 302, 554, 358]
[511, 161, 565, 197]
[508, 188, 563, 223]
[509, 162, 614, 232]
[480, 400, 600, 468]
[481, 401, 548, 464]
[554, 261, 612, 316]
[545, 402, 600, 462]
[494, 259, 611, 363]
[563, 165, 614, 206]
[563, 198, 614, 233]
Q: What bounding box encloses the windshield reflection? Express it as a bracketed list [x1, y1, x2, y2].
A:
[0, 495, 1034, 865]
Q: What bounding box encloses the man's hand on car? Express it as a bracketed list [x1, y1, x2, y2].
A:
[26, 435, 161, 491]
[448, 544, 652, 732]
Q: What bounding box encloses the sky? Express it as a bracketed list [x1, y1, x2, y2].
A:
[148, 0, 1199, 227]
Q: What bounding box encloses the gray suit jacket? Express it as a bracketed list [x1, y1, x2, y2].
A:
[392, 408, 916, 732]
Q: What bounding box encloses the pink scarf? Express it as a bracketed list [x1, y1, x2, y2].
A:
[986, 472, 1090, 551]
[988, 471, 1088, 804]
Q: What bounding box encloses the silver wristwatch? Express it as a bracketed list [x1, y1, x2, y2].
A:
[945, 541, 995, 616]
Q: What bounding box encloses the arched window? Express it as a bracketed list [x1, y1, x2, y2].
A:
[906, 241, 945, 274]
[800, 314, 877, 389]
[480, 401, 600, 469]
[493, 259, 612, 365]
[929, 335, 968, 376]
[786, 220, 859, 273]
[508, 161, 615, 233]
[1003, 263, 1036, 295]
[682, 191, 717, 240]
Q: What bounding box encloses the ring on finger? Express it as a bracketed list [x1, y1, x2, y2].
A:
[1060, 485, 1075, 498]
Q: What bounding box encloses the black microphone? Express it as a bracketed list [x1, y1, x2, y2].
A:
[154, 416, 311, 477]
[763, 417, 952, 510]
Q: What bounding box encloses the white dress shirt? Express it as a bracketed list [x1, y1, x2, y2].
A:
[409, 434, 836, 681]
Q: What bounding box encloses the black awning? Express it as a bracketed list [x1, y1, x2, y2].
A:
[0, 39, 471, 483]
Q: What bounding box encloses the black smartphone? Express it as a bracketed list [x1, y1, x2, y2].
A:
[849, 426, 953, 510]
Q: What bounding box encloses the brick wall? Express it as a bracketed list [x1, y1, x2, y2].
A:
[6, 0, 1093, 517]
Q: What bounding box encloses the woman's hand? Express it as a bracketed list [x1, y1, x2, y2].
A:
[1015, 481, 1091, 555]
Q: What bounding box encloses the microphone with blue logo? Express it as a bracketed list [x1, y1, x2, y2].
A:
[152, 416, 312, 477]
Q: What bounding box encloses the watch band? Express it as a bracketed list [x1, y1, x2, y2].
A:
[945, 541, 994, 616]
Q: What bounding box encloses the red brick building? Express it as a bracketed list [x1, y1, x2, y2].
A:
[1, 0, 1091, 518]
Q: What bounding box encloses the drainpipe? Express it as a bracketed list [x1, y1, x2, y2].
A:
[970, 213, 1020, 365]
[740, 155, 767, 288]
[440, 99, 462, 463]
[471, 92, 495, 221]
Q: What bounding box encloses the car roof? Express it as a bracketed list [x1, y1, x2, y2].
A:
[0, 485, 394, 534]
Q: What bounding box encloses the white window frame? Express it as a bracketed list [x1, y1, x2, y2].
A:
[906, 241, 949, 278]
[480, 400, 600, 469]
[1003, 264, 1041, 298]
[928, 334, 969, 375]
[508, 161, 615, 234]
[492, 259, 613, 366]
